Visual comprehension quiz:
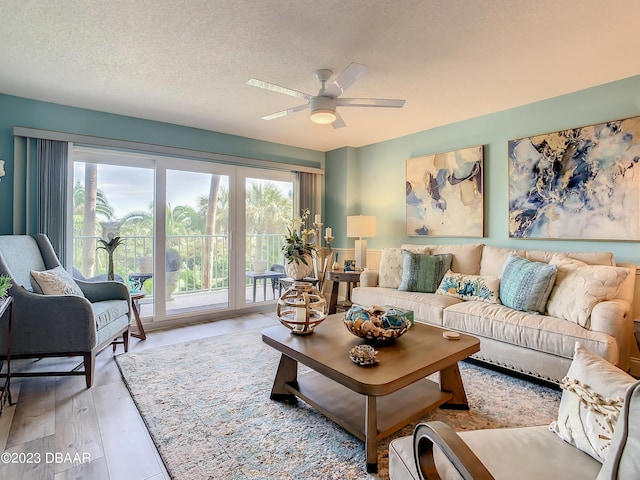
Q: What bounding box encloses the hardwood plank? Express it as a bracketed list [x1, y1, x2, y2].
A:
[92, 381, 166, 480]
[54, 375, 105, 475]
[53, 456, 110, 480]
[0, 379, 22, 452]
[0, 434, 55, 480]
[6, 376, 56, 448]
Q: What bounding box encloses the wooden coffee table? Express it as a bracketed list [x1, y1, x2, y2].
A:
[261, 315, 480, 473]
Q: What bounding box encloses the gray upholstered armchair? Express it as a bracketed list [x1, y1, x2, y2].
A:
[0, 234, 131, 388]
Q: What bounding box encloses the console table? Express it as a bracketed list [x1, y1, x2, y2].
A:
[0, 296, 14, 414]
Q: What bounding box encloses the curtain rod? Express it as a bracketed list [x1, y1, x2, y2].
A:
[13, 126, 324, 175]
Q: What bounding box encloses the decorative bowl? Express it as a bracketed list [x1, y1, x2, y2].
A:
[343, 305, 412, 342]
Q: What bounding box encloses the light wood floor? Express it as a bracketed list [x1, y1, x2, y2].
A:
[0, 312, 280, 480]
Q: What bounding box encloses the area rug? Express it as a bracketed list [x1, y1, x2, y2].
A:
[115, 329, 561, 480]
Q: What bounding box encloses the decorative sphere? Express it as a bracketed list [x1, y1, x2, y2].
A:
[343, 305, 412, 341]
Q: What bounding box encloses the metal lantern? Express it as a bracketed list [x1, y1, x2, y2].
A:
[276, 281, 327, 334]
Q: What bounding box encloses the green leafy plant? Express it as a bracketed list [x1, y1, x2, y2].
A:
[282, 208, 316, 265]
[97, 236, 125, 281]
[0, 275, 12, 299]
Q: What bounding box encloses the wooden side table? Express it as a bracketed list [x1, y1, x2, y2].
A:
[0, 296, 14, 413]
[327, 270, 361, 314]
[130, 292, 147, 340]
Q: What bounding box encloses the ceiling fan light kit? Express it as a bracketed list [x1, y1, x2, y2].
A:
[310, 96, 337, 124]
[248, 63, 405, 128]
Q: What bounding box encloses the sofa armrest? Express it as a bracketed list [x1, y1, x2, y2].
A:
[413, 421, 494, 480]
[591, 299, 634, 370]
[360, 270, 379, 287]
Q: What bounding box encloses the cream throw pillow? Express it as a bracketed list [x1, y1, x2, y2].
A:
[30, 266, 85, 297]
[547, 254, 629, 327]
[550, 342, 636, 463]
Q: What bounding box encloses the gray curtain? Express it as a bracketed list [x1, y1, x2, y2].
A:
[37, 139, 69, 261]
[298, 171, 318, 217]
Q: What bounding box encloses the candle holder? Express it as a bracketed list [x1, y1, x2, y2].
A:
[276, 282, 327, 334]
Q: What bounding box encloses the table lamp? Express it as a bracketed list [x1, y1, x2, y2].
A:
[347, 215, 376, 270]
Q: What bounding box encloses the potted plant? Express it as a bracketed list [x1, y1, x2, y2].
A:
[0, 275, 12, 299]
[282, 208, 316, 280]
[97, 236, 125, 281]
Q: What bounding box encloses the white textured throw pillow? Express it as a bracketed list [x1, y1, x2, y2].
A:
[30, 266, 85, 297]
[546, 254, 629, 327]
[378, 248, 405, 288]
[549, 343, 636, 463]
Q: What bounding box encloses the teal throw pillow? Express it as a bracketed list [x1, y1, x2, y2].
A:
[500, 253, 557, 313]
[398, 251, 452, 293]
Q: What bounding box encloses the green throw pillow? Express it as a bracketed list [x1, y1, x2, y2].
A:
[500, 253, 557, 313]
[398, 251, 452, 293]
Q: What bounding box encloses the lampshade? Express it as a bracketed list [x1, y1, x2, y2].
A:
[347, 215, 376, 239]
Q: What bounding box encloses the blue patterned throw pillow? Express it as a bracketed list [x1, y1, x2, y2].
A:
[398, 251, 452, 293]
[500, 253, 557, 313]
[436, 270, 500, 303]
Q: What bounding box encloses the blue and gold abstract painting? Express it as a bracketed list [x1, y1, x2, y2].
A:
[508, 117, 640, 240]
[406, 145, 483, 237]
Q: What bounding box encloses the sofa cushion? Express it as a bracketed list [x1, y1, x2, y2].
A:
[443, 301, 618, 362]
[550, 342, 636, 463]
[500, 253, 557, 313]
[398, 251, 452, 293]
[351, 286, 463, 327]
[428, 243, 484, 275]
[547, 254, 629, 328]
[378, 248, 407, 288]
[30, 266, 85, 297]
[479, 245, 521, 277]
[436, 270, 500, 303]
[524, 249, 615, 266]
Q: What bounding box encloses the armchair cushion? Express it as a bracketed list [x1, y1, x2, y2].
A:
[550, 342, 636, 463]
[30, 265, 85, 297]
[92, 299, 130, 331]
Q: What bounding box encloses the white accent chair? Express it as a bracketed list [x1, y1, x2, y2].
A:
[389, 380, 640, 479]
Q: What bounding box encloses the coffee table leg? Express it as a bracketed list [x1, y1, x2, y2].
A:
[270, 354, 298, 402]
[439, 362, 469, 410]
[365, 395, 378, 473]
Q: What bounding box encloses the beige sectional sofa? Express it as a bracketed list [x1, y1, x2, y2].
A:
[351, 243, 637, 384]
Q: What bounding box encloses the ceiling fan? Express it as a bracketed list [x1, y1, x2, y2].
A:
[247, 63, 405, 128]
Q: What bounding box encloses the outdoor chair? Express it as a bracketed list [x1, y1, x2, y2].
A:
[389, 379, 640, 480]
[0, 234, 131, 388]
[270, 263, 285, 296]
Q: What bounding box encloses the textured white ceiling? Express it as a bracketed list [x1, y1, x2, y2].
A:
[1, 0, 639, 152]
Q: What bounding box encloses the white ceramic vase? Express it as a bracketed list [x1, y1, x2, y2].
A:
[285, 254, 314, 280]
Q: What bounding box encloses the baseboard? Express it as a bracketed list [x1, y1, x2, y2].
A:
[630, 357, 640, 378]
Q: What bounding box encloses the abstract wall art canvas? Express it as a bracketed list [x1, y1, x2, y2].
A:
[508, 117, 640, 240]
[406, 145, 483, 237]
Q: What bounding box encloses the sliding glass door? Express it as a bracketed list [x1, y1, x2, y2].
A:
[71, 146, 299, 326]
[164, 168, 230, 315]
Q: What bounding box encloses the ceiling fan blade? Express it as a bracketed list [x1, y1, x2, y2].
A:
[323, 63, 368, 98]
[247, 79, 312, 101]
[261, 103, 308, 120]
[337, 98, 406, 108]
[332, 111, 346, 129]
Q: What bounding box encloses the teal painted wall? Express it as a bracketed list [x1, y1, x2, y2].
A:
[3, 75, 640, 264]
[0, 93, 324, 233]
[336, 75, 640, 264]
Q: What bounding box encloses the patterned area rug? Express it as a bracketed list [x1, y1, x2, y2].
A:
[115, 329, 561, 479]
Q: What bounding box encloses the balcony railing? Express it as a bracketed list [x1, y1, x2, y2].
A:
[73, 234, 287, 297]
